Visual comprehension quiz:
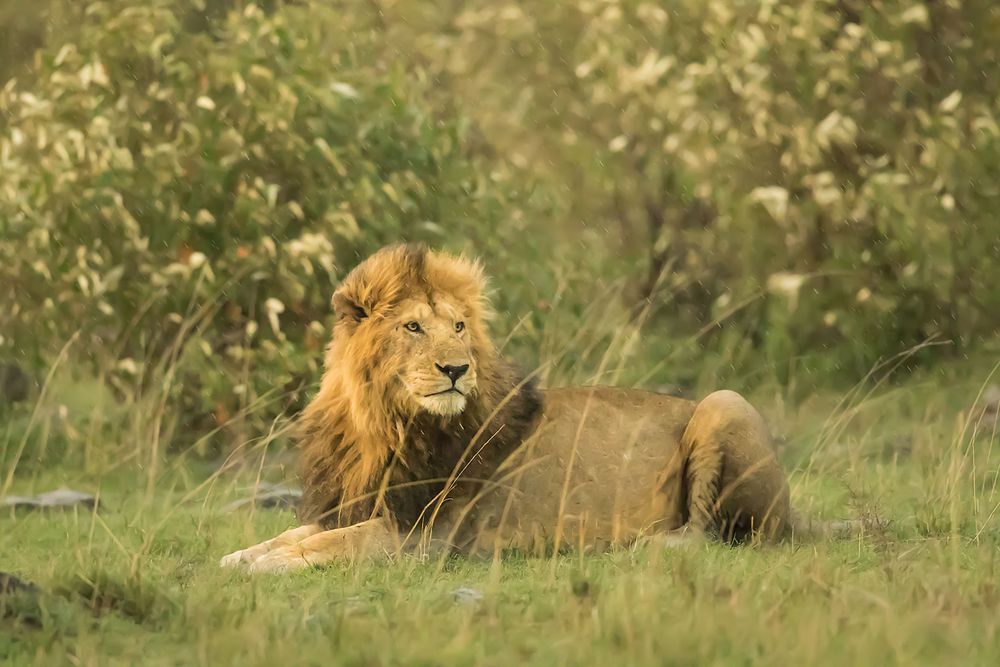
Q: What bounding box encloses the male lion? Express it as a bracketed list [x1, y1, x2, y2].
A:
[221, 244, 790, 573]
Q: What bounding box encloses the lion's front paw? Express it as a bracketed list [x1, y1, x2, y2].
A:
[219, 548, 253, 569]
[220, 543, 271, 569]
[246, 545, 315, 575]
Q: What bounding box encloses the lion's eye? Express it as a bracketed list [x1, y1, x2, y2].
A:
[404, 321, 423, 333]
[455, 321, 465, 333]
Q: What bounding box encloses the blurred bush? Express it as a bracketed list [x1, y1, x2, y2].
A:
[382, 0, 1000, 377]
[0, 0, 547, 443]
[2, 0, 999, 454]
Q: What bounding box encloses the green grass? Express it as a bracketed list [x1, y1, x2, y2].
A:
[2, 361, 999, 666]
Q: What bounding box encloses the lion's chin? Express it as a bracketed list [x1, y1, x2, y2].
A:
[417, 392, 468, 417]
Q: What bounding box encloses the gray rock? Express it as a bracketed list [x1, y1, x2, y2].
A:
[1, 488, 97, 510]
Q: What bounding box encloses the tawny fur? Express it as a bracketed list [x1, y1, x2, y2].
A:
[221, 244, 792, 573]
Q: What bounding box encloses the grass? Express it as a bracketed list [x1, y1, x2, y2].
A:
[2, 355, 999, 666]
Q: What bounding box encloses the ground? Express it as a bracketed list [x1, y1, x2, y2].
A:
[2, 364, 999, 666]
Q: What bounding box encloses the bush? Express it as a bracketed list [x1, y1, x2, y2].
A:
[0, 0, 544, 444]
[3, 0, 999, 456]
[388, 0, 1000, 377]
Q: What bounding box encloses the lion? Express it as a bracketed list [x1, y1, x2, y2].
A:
[220, 244, 791, 573]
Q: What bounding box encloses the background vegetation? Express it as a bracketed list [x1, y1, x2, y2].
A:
[3, 0, 998, 455]
[1, 1, 999, 664]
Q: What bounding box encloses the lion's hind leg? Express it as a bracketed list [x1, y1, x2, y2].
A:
[681, 390, 790, 543]
[219, 523, 322, 569]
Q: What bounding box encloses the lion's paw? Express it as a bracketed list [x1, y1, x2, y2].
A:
[246, 546, 315, 575]
[219, 540, 282, 569]
[219, 548, 255, 569]
[220, 544, 270, 569]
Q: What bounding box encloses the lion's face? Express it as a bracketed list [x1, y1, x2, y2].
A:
[327, 244, 492, 420]
[390, 294, 479, 416]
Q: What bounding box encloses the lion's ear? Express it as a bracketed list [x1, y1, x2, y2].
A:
[332, 289, 368, 323]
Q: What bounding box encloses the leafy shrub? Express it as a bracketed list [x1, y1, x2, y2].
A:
[389, 0, 1000, 377]
[0, 0, 544, 443]
[3, 0, 1000, 457]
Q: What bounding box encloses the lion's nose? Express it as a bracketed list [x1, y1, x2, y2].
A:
[435, 363, 470, 385]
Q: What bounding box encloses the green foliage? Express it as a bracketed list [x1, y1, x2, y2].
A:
[0, 0, 543, 440]
[2, 0, 1000, 452]
[381, 0, 1000, 375]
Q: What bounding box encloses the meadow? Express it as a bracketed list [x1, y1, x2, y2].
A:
[3, 1, 1000, 664]
[2, 349, 998, 666]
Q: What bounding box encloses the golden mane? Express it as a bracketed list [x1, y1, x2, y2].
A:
[296, 244, 542, 530]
